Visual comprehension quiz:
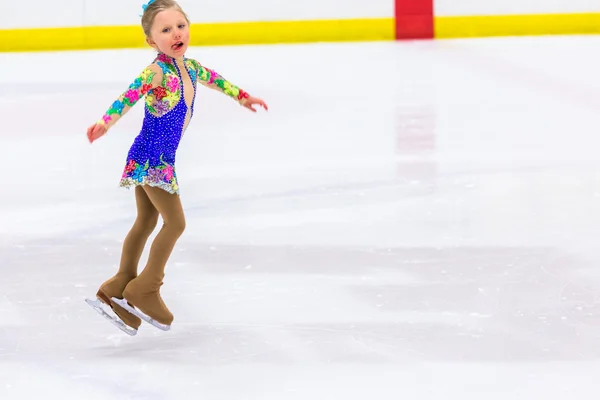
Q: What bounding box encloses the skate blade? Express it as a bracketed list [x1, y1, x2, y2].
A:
[85, 298, 138, 336]
[110, 297, 171, 332]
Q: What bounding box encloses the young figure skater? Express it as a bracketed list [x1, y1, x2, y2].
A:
[85, 0, 268, 335]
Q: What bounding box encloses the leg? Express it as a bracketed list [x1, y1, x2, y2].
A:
[117, 186, 160, 278]
[123, 186, 185, 326]
[97, 186, 159, 329]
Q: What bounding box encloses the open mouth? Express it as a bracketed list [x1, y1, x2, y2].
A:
[172, 41, 184, 51]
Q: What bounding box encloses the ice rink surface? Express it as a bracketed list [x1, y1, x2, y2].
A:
[2, 35, 600, 399]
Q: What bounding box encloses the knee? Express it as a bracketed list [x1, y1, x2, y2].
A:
[168, 216, 186, 237]
[135, 214, 159, 236]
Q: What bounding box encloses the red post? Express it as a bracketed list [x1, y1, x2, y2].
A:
[395, 0, 434, 39]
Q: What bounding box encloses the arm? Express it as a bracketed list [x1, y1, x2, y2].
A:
[192, 60, 250, 105]
[98, 64, 164, 131]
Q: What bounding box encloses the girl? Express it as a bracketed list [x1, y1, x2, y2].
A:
[85, 0, 268, 335]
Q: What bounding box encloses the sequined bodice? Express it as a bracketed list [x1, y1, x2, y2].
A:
[138, 59, 196, 158]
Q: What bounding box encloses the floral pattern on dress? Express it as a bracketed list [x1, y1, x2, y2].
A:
[99, 53, 249, 126]
[100, 68, 156, 124]
[120, 155, 179, 194]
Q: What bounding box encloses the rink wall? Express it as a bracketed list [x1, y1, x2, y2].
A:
[0, 0, 599, 52]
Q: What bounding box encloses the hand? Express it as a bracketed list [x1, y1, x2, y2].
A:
[242, 96, 268, 113]
[87, 123, 107, 143]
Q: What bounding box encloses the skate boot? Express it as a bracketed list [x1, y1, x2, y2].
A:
[97, 273, 143, 329]
[115, 274, 173, 331]
[86, 273, 142, 336]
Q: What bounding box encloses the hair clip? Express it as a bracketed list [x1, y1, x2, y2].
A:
[140, 0, 156, 17]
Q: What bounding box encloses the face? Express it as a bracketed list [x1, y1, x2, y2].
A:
[147, 8, 190, 58]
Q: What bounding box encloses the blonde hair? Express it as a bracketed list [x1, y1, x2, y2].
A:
[141, 0, 190, 38]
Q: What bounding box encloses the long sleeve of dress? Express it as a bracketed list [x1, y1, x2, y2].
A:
[190, 59, 250, 104]
[98, 65, 164, 131]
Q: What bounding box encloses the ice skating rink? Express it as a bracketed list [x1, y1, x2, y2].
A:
[3, 36, 600, 399]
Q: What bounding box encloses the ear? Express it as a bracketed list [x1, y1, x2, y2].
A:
[146, 36, 158, 50]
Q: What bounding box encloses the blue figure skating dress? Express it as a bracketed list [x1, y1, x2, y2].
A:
[97, 52, 249, 195]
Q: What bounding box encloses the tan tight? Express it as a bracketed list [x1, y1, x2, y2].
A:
[98, 185, 185, 328]
[118, 185, 185, 281]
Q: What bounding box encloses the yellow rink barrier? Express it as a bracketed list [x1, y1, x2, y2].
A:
[436, 13, 600, 39]
[0, 18, 395, 52]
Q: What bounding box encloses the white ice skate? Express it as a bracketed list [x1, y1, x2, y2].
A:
[111, 297, 171, 331]
[85, 297, 138, 336]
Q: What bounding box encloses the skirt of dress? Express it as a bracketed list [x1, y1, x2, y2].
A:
[119, 154, 180, 195]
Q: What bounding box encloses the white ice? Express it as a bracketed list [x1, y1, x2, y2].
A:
[2, 36, 600, 399]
